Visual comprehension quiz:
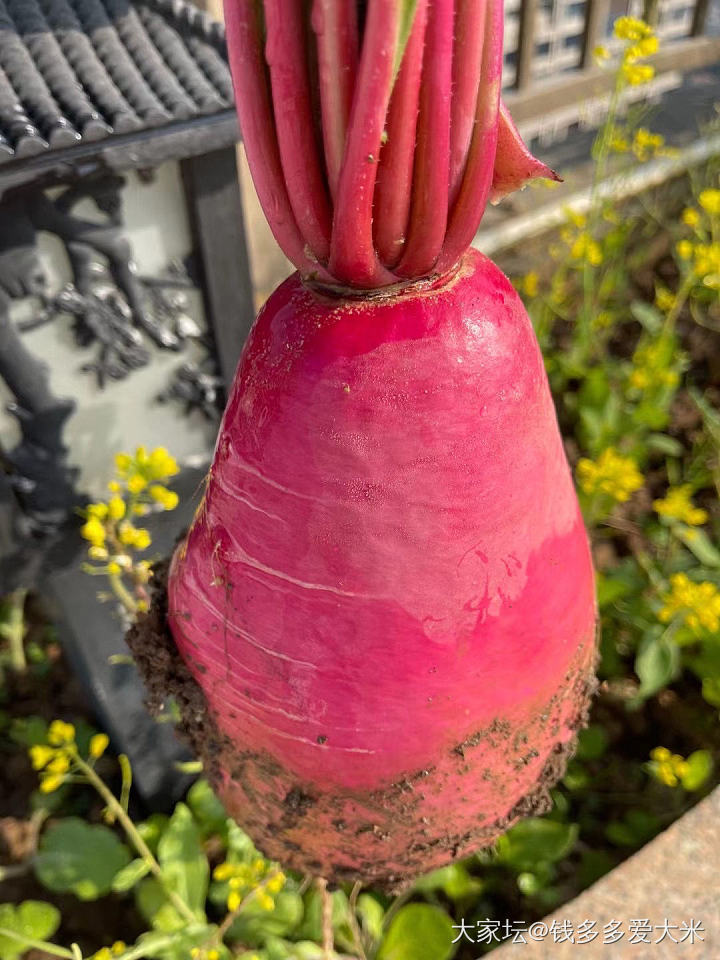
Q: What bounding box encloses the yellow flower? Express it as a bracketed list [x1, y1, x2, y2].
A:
[699, 189, 720, 215]
[521, 271, 539, 298]
[115, 453, 132, 474]
[149, 485, 179, 510]
[257, 891, 275, 911]
[576, 448, 643, 503]
[653, 485, 708, 526]
[108, 480, 121, 494]
[614, 16, 654, 42]
[655, 286, 675, 312]
[659, 572, 720, 635]
[29, 745, 55, 770]
[111, 944, 126, 957]
[127, 474, 147, 494]
[677, 239, 694, 260]
[593, 44, 609, 60]
[108, 496, 126, 521]
[88, 546, 109, 561]
[622, 62, 654, 85]
[207, 951, 220, 960]
[649, 747, 691, 788]
[48, 720, 76, 746]
[682, 207, 700, 228]
[266, 872, 286, 894]
[137, 599, 149, 614]
[40, 774, 66, 794]
[214, 862, 235, 881]
[81, 517, 106, 547]
[93, 950, 113, 960]
[227, 891, 241, 912]
[47, 754, 71, 775]
[107, 561, 122, 575]
[148, 447, 179, 479]
[609, 133, 629, 153]
[570, 233, 603, 266]
[592, 310, 614, 330]
[87, 503, 108, 520]
[632, 127, 664, 161]
[629, 368, 650, 390]
[90, 733, 110, 759]
[133, 529, 152, 551]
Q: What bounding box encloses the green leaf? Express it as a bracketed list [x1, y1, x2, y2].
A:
[647, 433, 684, 457]
[112, 857, 151, 893]
[672, 524, 720, 567]
[227, 891, 304, 946]
[9, 716, 48, 748]
[634, 632, 680, 701]
[605, 809, 660, 848]
[157, 803, 209, 918]
[681, 750, 713, 791]
[357, 893, 385, 943]
[186, 779, 228, 837]
[630, 300, 664, 333]
[135, 877, 185, 933]
[495, 819, 578, 870]
[0, 901, 61, 960]
[34, 818, 131, 900]
[702, 677, 720, 707]
[377, 904, 455, 960]
[576, 724, 609, 760]
[414, 863, 483, 901]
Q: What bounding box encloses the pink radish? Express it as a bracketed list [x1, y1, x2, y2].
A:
[164, 0, 595, 888]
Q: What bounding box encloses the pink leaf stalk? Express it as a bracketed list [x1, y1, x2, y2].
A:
[312, 0, 359, 200]
[449, 0, 487, 206]
[373, 1, 428, 267]
[264, 0, 332, 262]
[159, 0, 597, 888]
[395, 0, 454, 278]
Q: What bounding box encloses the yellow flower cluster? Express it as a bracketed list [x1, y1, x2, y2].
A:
[611, 17, 658, 86]
[676, 239, 720, 290]
[649, 747, 689, 787]
[81, 447, 180, 614]
[190, 949, 220, 960]
[577, 448, 644, 503]
[659, 572, 720, 635]
[29, 722, 109, 794]
[698, 189, 720, 216]
[628, 340, 679, 392]
[653, 485, 708, 526]
[92, 943, 126, 960]
[213, 859, 285, 913]
[631, 127, 665, 162]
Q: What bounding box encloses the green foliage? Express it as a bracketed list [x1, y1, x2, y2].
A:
[0, 901, 61, 959]
[34, 818, 132, 900]
[376, 904, 456, 960]
[157, 803, 209, 917]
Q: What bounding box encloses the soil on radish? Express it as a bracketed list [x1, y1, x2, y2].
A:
[127, 562, 597, 891]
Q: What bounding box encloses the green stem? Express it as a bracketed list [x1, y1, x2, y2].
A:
[581, 70, 625, 350]
[0, 928, 76, 959]
[73, 753, 196, 924]
[2, 587, 27, 672]
[108, 572, 137, 617]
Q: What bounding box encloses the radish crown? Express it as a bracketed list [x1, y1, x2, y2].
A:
[224, 0, 559, 290]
